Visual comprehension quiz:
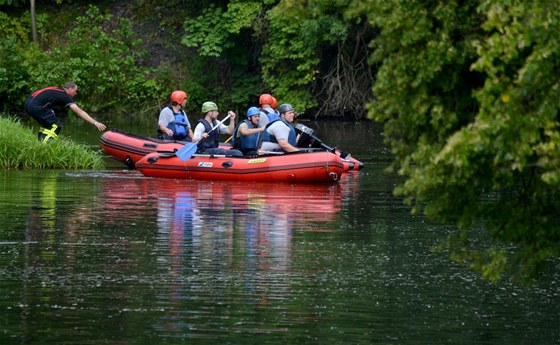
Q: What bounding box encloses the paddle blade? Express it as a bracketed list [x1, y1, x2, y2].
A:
[175, 142, 198, 161]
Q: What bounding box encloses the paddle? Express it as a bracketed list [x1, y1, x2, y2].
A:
[302, 128, 350, 159]
[176, 114, 232, 161]
[316, 138, 350, 159]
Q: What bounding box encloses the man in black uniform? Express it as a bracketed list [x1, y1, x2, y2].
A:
[24, 81, 106, 142]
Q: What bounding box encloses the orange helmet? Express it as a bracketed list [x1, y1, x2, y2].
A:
[170, 90, 188, 104]
[259, 93, 274, 105]
[271, 96, 278, 109]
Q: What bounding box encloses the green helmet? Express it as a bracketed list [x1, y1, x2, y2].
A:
[201, 101, 218, 113]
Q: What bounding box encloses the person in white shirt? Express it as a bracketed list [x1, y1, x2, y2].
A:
[193, 101, 243, 157]
[157, 90, 193, 141]
[260, 103, 300, 153]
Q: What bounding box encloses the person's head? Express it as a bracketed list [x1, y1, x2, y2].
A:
[170, 90, 188, 107]
[246, 106, 261, 126]
[201, 101, 219, 119]
[259, 94, 274, 108]
[63, 81, 78, 97]
[277, 103, 295, 123]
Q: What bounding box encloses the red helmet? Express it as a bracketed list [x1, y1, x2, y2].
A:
[259, 93, 274, 105]
[271, 96, 278, 109]
[170, 90, 188, 104]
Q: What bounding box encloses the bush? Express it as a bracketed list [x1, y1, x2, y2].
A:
[23, 6, 168, 117]
[0, 115, 103, 169]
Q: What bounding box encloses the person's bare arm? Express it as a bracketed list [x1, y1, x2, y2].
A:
[277, 138, 299, 152]
[226, 111, 236, 135]
[159, 124, 173, 137]
[239, 125, 265, 136]
[69, 103, 106, 131]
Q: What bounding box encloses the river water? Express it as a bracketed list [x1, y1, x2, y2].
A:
[0, 120, 558, 344]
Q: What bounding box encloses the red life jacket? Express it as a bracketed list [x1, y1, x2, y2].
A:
[31, 86, 64, 98]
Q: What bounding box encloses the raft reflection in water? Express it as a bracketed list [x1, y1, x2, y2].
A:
[98, 172, 351, 332]
[100, 172, 347, 223]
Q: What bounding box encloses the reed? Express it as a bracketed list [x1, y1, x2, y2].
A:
[0, 116, 103, 170]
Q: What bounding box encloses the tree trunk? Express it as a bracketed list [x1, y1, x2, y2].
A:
[31, 0, 37, 42]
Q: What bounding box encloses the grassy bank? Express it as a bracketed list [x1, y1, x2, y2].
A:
[0, 115, 103, 169]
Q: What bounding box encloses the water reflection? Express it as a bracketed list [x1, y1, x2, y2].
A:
[91, 172, 352, 338]
[1, 170, 356, 342]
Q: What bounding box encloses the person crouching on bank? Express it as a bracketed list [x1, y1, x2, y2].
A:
[24, 81, 106, 142]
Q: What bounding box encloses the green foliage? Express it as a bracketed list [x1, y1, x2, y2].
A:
[0, 38, 31, 111]
[0, 5, 171, 118]
[1, 1, 373, 119]
[181, 2, 265, 110]
[0, 0, 66, 8]
[25, 6, 167, 115]
[261, 0, 354, 113]
[0, 11, 47, 112]
[180, 0, 361, 115]
[0, 0, 22, 6]
[361, 0, 560, 282]
[0, 10, 31, 41]
[182, 3, 263, 57]
[0, 115, 102, 169]
[259, 2, 318, 111]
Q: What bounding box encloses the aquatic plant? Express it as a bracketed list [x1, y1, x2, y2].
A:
[0, 115, 103, 169]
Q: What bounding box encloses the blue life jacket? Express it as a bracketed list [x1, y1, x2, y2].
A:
[232, 119, 261, 152]
[262, 108, 280, 122]
[197, 118, 220, 149]
[261, 118, 297, 146]
[166, 106, 190, 140]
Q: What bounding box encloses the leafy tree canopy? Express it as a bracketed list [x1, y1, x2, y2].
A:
[356, 0, 560, 282]
[181, 0, 368, 115]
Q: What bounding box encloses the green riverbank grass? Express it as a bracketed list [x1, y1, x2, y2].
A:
[0, 116, 103, 169]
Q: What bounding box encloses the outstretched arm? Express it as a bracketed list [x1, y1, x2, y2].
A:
[69, 103, 106, 131]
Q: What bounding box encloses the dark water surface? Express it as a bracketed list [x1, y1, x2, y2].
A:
[1, 121, 558, 344]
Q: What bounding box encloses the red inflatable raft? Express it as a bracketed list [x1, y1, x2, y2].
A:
[135, 150, 350, 183]
[99, 129, 186, 168]
[100, 129, 364, 172]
